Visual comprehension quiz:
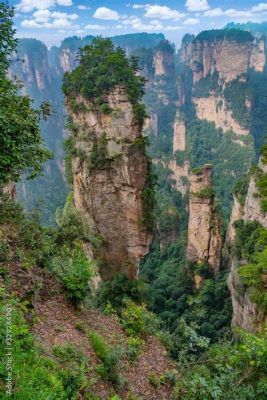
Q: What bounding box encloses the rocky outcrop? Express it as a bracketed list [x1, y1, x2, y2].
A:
[68, 87, 152, 281]
[249, 39, 266, 72]
[59, 48, 77, 73]
[243, 162, 267, 229]
[187, 164, 221, 273]
[169, 160, 189, 197]
[173, 111, 186, 152]
[144, 113, 158, 136]
[153, 41, 174, 77]
[180, 31, 265, 83]
[193, 96, 249, 136]
[228, 258, 266, 332]
[227, 160, 267, 332]
[227, 195, 244, 243]
[1, 182, 16, 200]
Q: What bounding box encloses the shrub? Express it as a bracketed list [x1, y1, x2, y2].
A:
[126, 336, 145, 362]
[95, 273, 148, 312]
[52, 241, 93, 304]
[88, 331, 123, 386]
[121, 300, 159, 338]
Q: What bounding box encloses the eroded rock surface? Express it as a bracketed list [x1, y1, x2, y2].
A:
[68, 87, 152, 280]
[187, 164, 221, 273]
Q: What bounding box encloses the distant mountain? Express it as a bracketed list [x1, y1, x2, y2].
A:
[225, 21, 267, 37]
[11, 33, 165, 225]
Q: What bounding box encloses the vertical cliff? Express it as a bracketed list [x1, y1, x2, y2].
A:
[153, 41, 175, 77]
[187, 164, 222, 273]
[63, 38, 154, 281]
[180, 29, 265, 83]
[227, 160, 267, 332]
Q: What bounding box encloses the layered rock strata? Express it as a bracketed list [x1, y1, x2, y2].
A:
[227, 161, 267, 332]
[67, 87, 152, 280]
[187, 164, 222, 273]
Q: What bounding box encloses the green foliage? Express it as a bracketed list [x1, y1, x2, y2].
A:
[255, 144, 267, 212]
[62, 37, 147, 129]
[95, 273, 148, 312]
[126, 336, 145, 361]
[195, 29, 254, 43]
[239, 248, 267, 312]
[52, 241, 93, 304]
[173, 329, 267, 399]
[0, 2, 17, 72]
[141, 158, 157, 230]
[193, 72, 220, 98]
[233, 175, 250, 206]
[0, 194, 55, 270]
[233, 220, 267, 261]
[0, 294, 87, 399]
[233, 219, 267, 311]
[224, 77, 252, 128]
[89, 133, 109, 170]
[121, 300, 160, 338]
[183, 115, 254, 220]
[0, 3, 51, 187]
[88, 331, 123, 386]
[191, 187, 214, 199]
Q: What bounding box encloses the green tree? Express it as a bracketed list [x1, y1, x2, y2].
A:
[0, 2, 51, 187]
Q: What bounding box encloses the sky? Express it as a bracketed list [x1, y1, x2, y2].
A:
[8, 0, 267, 48]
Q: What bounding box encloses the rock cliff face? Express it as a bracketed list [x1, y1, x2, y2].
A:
[243, 162, 267, 229]
[227, 161, 267, 332]
[2, 182, 16, 200]
[173, 111, 186, 152]
[153, 44, 174, 77]
[180, 32, 265, 83]
[68, 87, 152, 280]
[228, 258, 266, 332]
[187, 165, 222, 273]
[169, 160, 189, 197]
[193, 96, 249, 136]
[59, 48, 77, 73]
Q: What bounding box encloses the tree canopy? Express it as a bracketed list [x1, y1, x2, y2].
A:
[0, 2, 51, 187]
[62, 37, 147, 128]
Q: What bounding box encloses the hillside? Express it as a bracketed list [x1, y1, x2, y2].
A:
[1, 3, 267, 399]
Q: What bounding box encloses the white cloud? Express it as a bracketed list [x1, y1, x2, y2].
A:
[76, 29, 86, 34]
[204, 4, 267, 19]
[183, 17, 199, 25]
[16, 0, 72, 12]
[56, 0, 72, 5]
[144, 5, 185, 20]
[132, 4, 150, 9]
[44, 18, 72, 29]
[93, 7, 120, 20]
[122, 15, 163, 31]
[85, 23, 107, 30]
[252, 3, 267, 12]
[224, 9, 253, 18]
[16, 0, 55, 12]
[185, 0, 209, 12]
[21, 19, 42, 28]
[77, 5, 90, 10]
[51, 11, 78, 20]
[165, 25, 182, 31]
[204, 8, 223, 17]
[33, 9, 51, 22]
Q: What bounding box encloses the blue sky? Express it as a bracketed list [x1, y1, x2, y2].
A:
[9, 1, 267, 47]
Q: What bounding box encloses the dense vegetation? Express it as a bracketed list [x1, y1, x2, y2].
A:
[1, 4, 267, 399]
[195, 29, 254, 43]
[62, 37, 147, 129]
[0, 4, 51, 188]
